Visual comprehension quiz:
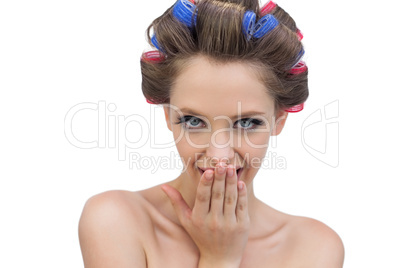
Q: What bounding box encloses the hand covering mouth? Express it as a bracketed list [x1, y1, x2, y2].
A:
[198, 167, 243, 178]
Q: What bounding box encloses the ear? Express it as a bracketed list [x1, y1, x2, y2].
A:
[163, 106, 172, 132]
[271, 109, 288, 136]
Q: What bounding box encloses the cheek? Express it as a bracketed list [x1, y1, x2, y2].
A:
[172, 128, 203, 165]
[237, 132, 270, 151]
[173, 126, 209, 148]
[174, 136, 190, 157]
[245, 134, 270, 147]
[237, 133, 270, 166]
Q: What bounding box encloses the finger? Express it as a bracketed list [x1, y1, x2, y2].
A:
[193, 170, 214, 217]
[235, 181, 249, 224]
[210, 162, 227, 217]
[223, 165, 238, 218]
[161, 184, 192, 225]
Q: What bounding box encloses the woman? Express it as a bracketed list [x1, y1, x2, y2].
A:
[79, 0, 345, 267]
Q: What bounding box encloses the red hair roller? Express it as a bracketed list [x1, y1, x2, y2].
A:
[285, 103, 304, 113]
[260, 1, 276, 16]
[141, 51, 165, 63]
[296, 29, 303, 41]
[290, 61, 307, 75]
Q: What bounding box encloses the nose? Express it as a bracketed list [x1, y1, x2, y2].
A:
[205, 128, 235, 161]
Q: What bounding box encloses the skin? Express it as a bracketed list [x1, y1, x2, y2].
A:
[78, 55, 345, 267]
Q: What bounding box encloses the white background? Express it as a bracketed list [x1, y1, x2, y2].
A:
[1, 0, 401, 267]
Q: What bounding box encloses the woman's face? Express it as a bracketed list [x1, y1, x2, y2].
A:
[163, 56, 287, 185]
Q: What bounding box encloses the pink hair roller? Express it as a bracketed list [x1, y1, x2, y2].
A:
[289, 61, 307, 75]
[141, 51, 165, 63]
[285, 103, 304, 113]
[296, 28, 303, 41]
[260, 1, 276, 16]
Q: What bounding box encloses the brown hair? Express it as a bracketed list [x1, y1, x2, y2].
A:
[140, 0, 308, 111]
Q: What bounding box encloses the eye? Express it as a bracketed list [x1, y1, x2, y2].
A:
[235, 118, 264, 130]
[187, 117, 202, 128]
[175, 115, 206, 129]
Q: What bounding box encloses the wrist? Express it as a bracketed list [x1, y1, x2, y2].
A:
[198, 257, 240, 268]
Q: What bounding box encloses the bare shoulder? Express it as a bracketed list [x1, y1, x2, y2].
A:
[288, 216, 345, 267]
[286, 216, 345, 268]
[78, 190, 148, 268]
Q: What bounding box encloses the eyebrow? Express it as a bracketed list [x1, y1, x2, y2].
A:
[176, 107, 267, 120]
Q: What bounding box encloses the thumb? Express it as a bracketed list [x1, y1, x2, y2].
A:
[161, 184, 192, 225]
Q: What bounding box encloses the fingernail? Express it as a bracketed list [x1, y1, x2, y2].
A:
[227, 166, 234, 177]
[218, 166, 225, 174]
[205, 171, 213, 180]
[238, 182, 244, 190]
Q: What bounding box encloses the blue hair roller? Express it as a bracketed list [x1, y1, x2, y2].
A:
[253, 14, 279, 39]
[151, 35, 162, 51]
[172, 0, 197, 28]
[291, 47, 305, 68]
[297, 47, 305, 60]
[242, 11, 256, 41]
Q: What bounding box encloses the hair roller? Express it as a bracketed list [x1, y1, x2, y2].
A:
[172, 0, 197, 28]
[141, 51, 165, 63]
[151, 35, 162, 51]
[291, 48, 305, 68]
[289, 61, 307, 75]
[253, 14, 279, 39]
[296, 28, 303, 41]
[285, 103, 304, 113]
[260, 1, 276, 16]
[242, 11, 256, 41]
